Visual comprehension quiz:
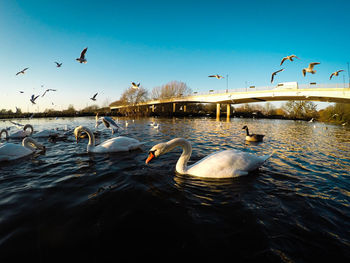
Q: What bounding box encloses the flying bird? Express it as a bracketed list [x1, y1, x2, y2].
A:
[329, 70, 344, 80]
[302, 62, 320, 77]
[95, 113, 122, 134]
[271, 68, 285, 83]
[16, 68, 29, 76]
[19, 91, 24, 93]
[208, 74, 224, 79]
[280, 55, 299, 66]
[30, 94, 39, 104]
[76, 47, 88, 63]
[55, 62, 62, 67]
[41, 89, 57, 97]
[131, 82, 140, 89]
[90, 93, 98, 101]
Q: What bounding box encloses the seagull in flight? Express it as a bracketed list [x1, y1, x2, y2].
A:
[208, 74, 224, 79]
[131, 82, 140, 89]
[55, 62, 62, 67]
[16, 68, 29, 76]
[280, 55, 299, 66]
[41, 89, 57, 97]
[329, 70, 344, 80]
[95, 113, 122, 134]
[302, 62, 320, 77]
[271, 68, 285, 83]
[90, 93, 98, 101]
[30, 94, 39, 104]
[76, 47, 88, 63]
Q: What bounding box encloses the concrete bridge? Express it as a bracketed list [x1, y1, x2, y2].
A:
[110, 83, 350, 118]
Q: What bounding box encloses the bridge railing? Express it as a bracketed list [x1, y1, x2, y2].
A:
[188, 83, 347, 97]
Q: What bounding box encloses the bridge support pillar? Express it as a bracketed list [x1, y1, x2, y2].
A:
[226, 104, 231, 118]
[216, 103, 220, 119]
[184, 105, 187, 112]
[173, 103, 176, 113]
[162, 106, 164, 112]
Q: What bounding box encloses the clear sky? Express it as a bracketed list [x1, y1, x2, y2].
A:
[1, 0, 349, 112]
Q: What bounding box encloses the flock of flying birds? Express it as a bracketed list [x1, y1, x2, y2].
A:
[15, 49, 345, 112]
[208, 54, 344, 84]
[15, 47, 144, 110]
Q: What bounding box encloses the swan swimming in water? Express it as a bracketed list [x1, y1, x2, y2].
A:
[74, 126, 143, 153]
[146, 138, 273, 178]
[8, 124, 34, 139]
[0, 137, 45, 162]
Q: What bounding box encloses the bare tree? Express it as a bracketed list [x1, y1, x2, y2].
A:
[151, 81, 191, 99]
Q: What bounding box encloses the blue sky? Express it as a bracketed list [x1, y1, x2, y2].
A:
[1, 0, 349, 112]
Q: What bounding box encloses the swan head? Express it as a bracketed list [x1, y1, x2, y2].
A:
[74, 126, 84, 143]
[145, 142, 168, 164]
[22, 137, 46, 152]
[242, 125, 248, 130]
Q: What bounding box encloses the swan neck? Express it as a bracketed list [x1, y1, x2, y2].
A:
[24, 124, 34, 135]
[0, 129, 8, 139]
[245, 128, 250, 136]
[166, 138, 192, 174]
[82, 126, 95, 148]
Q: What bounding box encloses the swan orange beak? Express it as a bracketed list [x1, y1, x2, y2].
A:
[145, 152, 155, 164]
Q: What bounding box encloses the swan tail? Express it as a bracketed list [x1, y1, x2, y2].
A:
[260, 150, 276, 163]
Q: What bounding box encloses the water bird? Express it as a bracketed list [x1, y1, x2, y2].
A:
[90, 93, 98, 101]
[0, 137, 45, 162]
[280, 55, 299, 66]
[302, 62, 320, 77]
[16, 68, 29, 76]
[208, 74, 224, 79]
[95, 113, 121, 134]
[271, 68, 285, 83]
[74, 126, 143, 153]
[7, 124, 34, 139]
[55, 62, 62, 67]
[329, 70, 344, 80]
[309, 118, 314, 123]
[242, 126, 264, 142]
[76, 47, 88, 63]
[30, 94, 39, 104]
[131, 82, 140, 89]
[41, 89, 57, 97]
[145, 138, 273, 178]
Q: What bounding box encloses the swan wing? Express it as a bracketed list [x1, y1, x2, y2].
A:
[186, 149, 271, 178]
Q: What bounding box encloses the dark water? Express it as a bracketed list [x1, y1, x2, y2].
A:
[0, 117, 349, 262]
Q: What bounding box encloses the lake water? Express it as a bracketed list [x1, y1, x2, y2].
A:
[0, 117, 349, 262]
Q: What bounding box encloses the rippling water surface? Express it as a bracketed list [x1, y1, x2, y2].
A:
[0, 117, 349, 262]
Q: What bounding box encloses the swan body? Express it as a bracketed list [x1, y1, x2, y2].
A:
[74, 126, 142, 153]
[0, 137, 45, 161]
[146, 138, 272, 178]
[32, 129, 60, 138]
[8, 124, 34, 139]
[242, 126, 264, 142]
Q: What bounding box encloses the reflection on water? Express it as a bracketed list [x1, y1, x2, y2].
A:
[0, 116, 349, 261]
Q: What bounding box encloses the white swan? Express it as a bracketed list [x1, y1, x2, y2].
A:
[32, 129, 60, 138]
[74, 126, 143, 153]
[8, 124, 34, 139]
[146, 138, 273, 178]
[0, 137, 45, 162]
